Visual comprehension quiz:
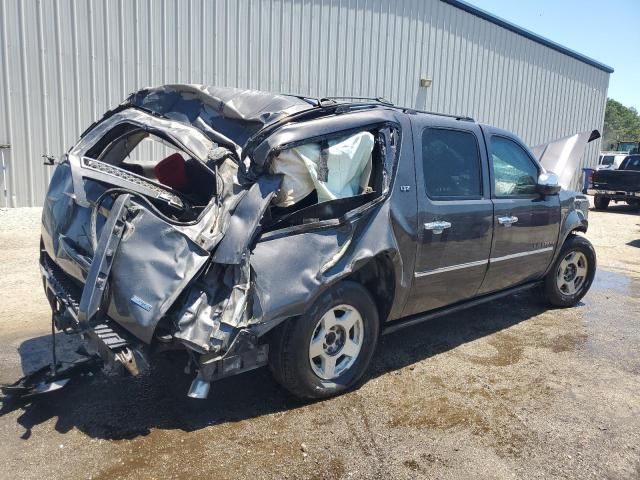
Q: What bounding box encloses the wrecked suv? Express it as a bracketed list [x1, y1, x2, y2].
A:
[36, 86, 596, 401]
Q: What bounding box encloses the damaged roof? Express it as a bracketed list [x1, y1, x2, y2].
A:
[126, 85, 316, 148]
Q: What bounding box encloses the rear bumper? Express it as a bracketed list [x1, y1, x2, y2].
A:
[41, 250, 269, 385]
[40, 252, 144, 375]
[586, 189, 640, 200]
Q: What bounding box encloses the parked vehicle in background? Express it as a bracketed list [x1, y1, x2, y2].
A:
[597, 152, 627, 170]
[589, 154, 640, 209]
[7, 85, 597, 404]
[581, 151, 632, 194]
[602, 141, 640, 155]
[614, 141, 640, 154]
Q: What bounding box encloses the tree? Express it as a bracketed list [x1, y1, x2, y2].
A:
[602, 99, 640, 150]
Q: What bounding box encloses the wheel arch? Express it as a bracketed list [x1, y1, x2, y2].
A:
[544, 209, 589, 277]
[342, 251, 397, 324]
[251, 250, 398, 341]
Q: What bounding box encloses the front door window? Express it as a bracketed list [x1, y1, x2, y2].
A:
[490, 136, 538, 196]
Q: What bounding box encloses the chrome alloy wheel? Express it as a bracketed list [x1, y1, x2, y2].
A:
[308, 304, 365, 380]
[556, 251, 588, 295]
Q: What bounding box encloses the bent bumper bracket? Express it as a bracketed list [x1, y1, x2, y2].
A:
[77, 193, 131, 328]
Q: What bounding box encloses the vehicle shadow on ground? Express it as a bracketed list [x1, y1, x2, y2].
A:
[591, 204, 640, 216]
[1, 290, 549, 441]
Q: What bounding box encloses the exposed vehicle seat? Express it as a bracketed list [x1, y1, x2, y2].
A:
[154, 152, 188, 191]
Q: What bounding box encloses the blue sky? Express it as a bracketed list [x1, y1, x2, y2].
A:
[466, 0, 640, 110]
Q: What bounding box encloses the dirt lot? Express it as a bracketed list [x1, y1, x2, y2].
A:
[0, 201, 639, 480]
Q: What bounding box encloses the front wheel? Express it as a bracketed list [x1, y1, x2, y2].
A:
[544, 234, 596, 308]
[269, 281, 379, 400]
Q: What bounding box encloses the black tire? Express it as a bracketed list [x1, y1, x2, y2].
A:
[544, 234, 596, 308]
[626, 199, 640, 208]
[594, 195, 610, 210]
[269, 281, 379, 400]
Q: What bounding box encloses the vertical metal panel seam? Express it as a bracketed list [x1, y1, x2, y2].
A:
[200, 0, 205, 83]
[323, 0, 331, 95]
[161, 0, 167, 84]
[289, 0, 296, 93]
[558, 56, 569, 136]
[363, 0, 374, 97]
[465, 15, 476, 116]
[398, 0, 408, 104]
[349, 0, 358, 96]
[426, 0, 437, 110]
[451, 11, 462, 113]
[176, 0, 181, 82]
[88, 0, 97, 121]
[406, 0, 419, 106]
[118, 0, 125, 96]
[103, 0, 112, 107]
[148, 0, 153, 86]
[245, 0, 251, 88]
[36, 0, 51, 193]
[70, 0, 81, 145]
[415, 0, 426, 109]
[432, 1, 443, 112]
[506, 34, 518, 135]
[187, 0, 192, 83]
[298, 0, 305, 93]
[134, 0, 140, 88]
[0, 0, 16, 205]
[17, 0, 34, 204]
[54, 0, 67, 155]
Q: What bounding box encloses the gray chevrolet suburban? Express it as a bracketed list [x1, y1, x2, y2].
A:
[25, 86, 595, 402]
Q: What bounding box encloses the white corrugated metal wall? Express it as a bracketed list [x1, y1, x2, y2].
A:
[0, 0, 610, 207]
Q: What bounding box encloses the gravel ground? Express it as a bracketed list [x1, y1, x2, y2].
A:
[0, 201, 639, 480]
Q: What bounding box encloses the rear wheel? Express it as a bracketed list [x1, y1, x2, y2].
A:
[269, 281, 379, 400]
[544, 235, 596, 307]
[594, 195, 610, 210]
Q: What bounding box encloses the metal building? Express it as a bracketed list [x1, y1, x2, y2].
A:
[0, 0, 613, 207]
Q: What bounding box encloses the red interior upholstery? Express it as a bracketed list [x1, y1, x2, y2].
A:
[154, 153, 187, 191]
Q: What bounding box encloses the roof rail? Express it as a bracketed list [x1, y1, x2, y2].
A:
[319, 96, 394, 106]
[280, 92, 472, 121]
[402, 107, 475, 122]
[279, 93, 322, 106]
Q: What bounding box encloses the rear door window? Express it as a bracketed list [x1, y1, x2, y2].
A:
[421, 128, 482, 199]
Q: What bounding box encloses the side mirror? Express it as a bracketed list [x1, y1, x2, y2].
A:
[536, 172, 561, 195]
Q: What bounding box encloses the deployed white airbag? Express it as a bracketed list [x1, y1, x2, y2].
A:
[271, 132, 374, 207]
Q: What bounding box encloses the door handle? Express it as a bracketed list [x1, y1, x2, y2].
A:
[498, 215, 518, 227]
[424, 220, 452, 235]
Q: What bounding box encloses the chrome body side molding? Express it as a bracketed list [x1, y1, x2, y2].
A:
[414, 259, 488, 278]
[489, 247, 553, 263]
[414, 247, 554, 278]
